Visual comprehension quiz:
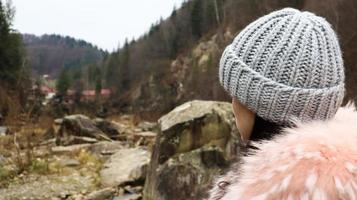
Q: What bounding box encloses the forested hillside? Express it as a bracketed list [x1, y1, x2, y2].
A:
[22, 34, 105, 77]
[102, 0, 357, 118]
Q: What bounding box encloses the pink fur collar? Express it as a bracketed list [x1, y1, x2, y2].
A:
[208, 104, 357, 200]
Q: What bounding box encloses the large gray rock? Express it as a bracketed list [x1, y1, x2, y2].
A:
[143, 100, 241, 200]
[57, 114, 111, 145]
[100, 148, 150, 187]
[94, 118, 131, 139]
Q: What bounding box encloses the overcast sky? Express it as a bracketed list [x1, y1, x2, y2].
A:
[12, 0, 184, 51]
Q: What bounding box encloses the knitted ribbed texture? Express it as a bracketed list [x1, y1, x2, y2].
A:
[219, 8, 345, 125]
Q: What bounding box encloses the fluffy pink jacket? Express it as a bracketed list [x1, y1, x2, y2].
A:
[208, 104, 357, 200]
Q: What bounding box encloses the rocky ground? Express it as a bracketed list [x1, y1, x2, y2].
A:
[0, 100, 241, 200]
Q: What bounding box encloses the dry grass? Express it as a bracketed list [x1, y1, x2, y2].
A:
[0, 103, 54, 186]
[0, 86, 105, 188]
[76, 149, 103, 187]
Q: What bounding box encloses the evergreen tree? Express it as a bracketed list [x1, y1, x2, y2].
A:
[95, 67, 102, 96]
[171, 5, 177, 18]
[73, 69, 83, 104]
[169, 33, 179, 58]
[104, 53, 120, 88]
[56, 68, 71, 95]
[0, 0, 25, 85]
[190, 0, 202, 38]
[87, 64, 97, 87]
[118, 39, 130, 92]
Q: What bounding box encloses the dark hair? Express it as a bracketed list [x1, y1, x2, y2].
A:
[250, 115, 286, 141]
[243, 115, 287, 151]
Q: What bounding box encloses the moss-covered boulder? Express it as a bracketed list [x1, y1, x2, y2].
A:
[143, 100, 241, 200]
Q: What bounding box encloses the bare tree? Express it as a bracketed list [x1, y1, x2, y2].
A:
[213, 0, 220, 24]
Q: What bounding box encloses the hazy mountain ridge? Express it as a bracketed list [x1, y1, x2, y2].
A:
[22, 34, 106, 77]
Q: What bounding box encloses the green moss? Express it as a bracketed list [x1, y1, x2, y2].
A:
[173, 114, 232, 155]
[176, 129, 193, 153]
[201, 122, 225, 141]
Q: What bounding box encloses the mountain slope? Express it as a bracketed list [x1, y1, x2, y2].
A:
[105, 0, 357, 117]
[22, 34, 106, 77]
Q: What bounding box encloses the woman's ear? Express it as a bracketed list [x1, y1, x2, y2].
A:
[232, 98, 256, 143]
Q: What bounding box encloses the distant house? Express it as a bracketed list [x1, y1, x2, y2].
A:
[67, 88, 112, 101]
[101, 89, 111, 96]
[30, 83, 56, 105]
[82, 90, 96, 96]
[40, 86, 55, 95]
[31, 84, 55, 95]
[41, 86, 56, 104]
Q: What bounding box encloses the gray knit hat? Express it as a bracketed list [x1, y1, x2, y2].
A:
[219, 8, 345, 124]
